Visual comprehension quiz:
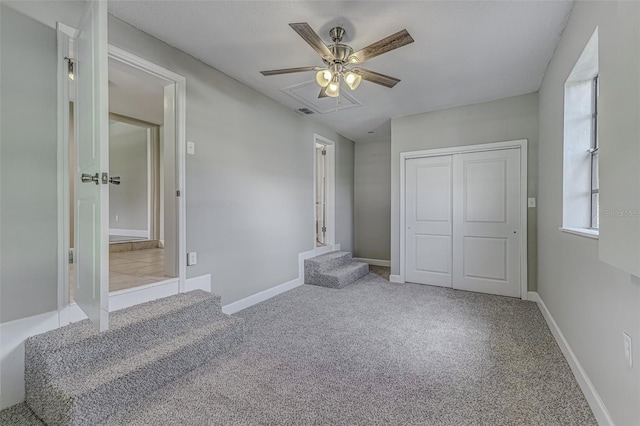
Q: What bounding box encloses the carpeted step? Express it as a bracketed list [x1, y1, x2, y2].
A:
[25, 290, 243, 426]
[309, 261, 369, 289]
[304, 251, 352, 282]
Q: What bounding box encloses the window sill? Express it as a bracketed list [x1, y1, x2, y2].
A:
[559, 227, 599, 239]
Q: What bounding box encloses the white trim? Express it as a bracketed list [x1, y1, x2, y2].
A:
[532, 292, 614, 426]
[399, 139, 529, 300]
[314, 243, 340, 256]
[389, 274, 404, 284]
[527, 291, 539, 302]
[107, 45, 187, 294]
[222, 249, 318, 314]
[108, 228, 150, 239]
[56, 24, 72, 326]
[353, 257, 391, 267]
[183, 274, 212, 292]
[313, 134, 336, 247]
[559, 227, 599, 239]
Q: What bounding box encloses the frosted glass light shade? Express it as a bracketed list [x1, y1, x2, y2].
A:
[343, 71, 362, 90]
[326, 79, 340, 97]
[316, 70, 333, 88]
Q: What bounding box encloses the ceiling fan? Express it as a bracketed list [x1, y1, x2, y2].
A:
[260, 23, 414, 98]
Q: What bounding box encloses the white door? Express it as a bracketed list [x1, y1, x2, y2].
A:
[405, 156, 453, 287]
[74, 1, 109, 331]
[316, 145, 326, 246]
[452, 149, 521, 297]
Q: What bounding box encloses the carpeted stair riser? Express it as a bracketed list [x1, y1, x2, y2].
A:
[26, 291, 223, 377]
[35, 317, 243, 426]
[24, 291, 244, 426]
[303, 251, 352, 282]
[314, 262, 369, 289]
[304, 251, 369, 289]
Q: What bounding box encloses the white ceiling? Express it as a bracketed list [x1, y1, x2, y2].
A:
[108, 1, 573, 143]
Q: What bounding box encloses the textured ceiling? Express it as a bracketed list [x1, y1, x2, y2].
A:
[108, 1, 573, 143]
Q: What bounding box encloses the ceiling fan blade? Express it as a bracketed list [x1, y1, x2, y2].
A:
[353, 68, 401, 88]
[289, 23, 334, 60]
[349, 29, 414, 64]
[318, 86, 329, 98]
[260, 66, 322, 76]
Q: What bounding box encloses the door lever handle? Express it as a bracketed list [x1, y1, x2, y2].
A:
[109, 176, 121, 185]
[81, 173, 99, 185]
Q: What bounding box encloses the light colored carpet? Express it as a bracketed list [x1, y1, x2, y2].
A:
[1, 273, 595, 425]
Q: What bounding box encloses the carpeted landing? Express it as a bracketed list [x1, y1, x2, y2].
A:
[2, 273, 596, 425]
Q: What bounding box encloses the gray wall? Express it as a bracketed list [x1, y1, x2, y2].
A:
[107, 18, 354, 305]
[109, 122, 149, 232]
[0, 2, 355, 323]
[354, 138, 391, 261]
[0, 5, 59, 322]
[537, 1, 640, 424]
[390, 93, 539, 290]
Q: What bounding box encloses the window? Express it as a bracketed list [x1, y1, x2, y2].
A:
[590, 76, 599, 229]
[561, 29, 599, 237]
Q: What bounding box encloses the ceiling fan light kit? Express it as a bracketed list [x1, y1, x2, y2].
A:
[261, 22, 414, 99]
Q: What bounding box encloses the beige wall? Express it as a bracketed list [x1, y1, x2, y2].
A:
[391, 93, 539, 290]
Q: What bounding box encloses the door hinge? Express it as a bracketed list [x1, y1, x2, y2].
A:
[176, 190, 181, 197]
[321, 149, 326, 156]
[68, 249, 74, 264]
[322, 226, 327, 233]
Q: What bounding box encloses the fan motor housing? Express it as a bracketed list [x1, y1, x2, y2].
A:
[325, 43, 353, 64]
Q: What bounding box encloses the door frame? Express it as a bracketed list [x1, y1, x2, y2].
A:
[57, 39, 188, 323]
[399, 139, 528, 300]
[313, 134, 336, 249]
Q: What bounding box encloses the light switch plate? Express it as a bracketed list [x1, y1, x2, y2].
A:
[528, 198, 536, 208]
[187, 141, 195, 155]
[187, 252, 197, 266]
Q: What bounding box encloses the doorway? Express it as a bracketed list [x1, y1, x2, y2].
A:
[58, 16, 187, 328]
[313, 135, 336, 248]
[400, 140, 528, 299]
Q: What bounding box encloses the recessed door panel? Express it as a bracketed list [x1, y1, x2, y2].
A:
[415, 234, 451, 274]
[464, 159, 507, 223]
[416, 165, 451, 222]
[463, 236, 507, 281]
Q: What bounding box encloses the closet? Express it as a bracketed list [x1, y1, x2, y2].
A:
[405, 147, 522, 298]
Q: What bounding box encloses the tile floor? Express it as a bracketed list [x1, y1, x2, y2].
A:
[70, 248, 172, 301]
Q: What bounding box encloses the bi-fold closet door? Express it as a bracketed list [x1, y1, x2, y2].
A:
[405, 148, 521, 298]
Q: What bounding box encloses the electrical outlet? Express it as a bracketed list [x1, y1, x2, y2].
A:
[528, 198, 536, 208]
[115, 214, 119, 222]
[187, 141, 195, 155]
[187, 252, 197, 266]
[623, 332, 633, 367]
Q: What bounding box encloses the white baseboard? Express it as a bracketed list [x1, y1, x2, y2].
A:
[222, 248, 321, 315]
[531, 291, 614, 426]
[527, 291, 539, 302]
[0, 274, 211, 410]
[0, 311, 60, 409]
[389, 274, 404, 283]
[353, 257, 391, 267]
[109, 228, 150, 239]
[222, 277, 302, 315]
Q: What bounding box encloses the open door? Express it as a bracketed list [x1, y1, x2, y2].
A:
[73, 1, 109, 331]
